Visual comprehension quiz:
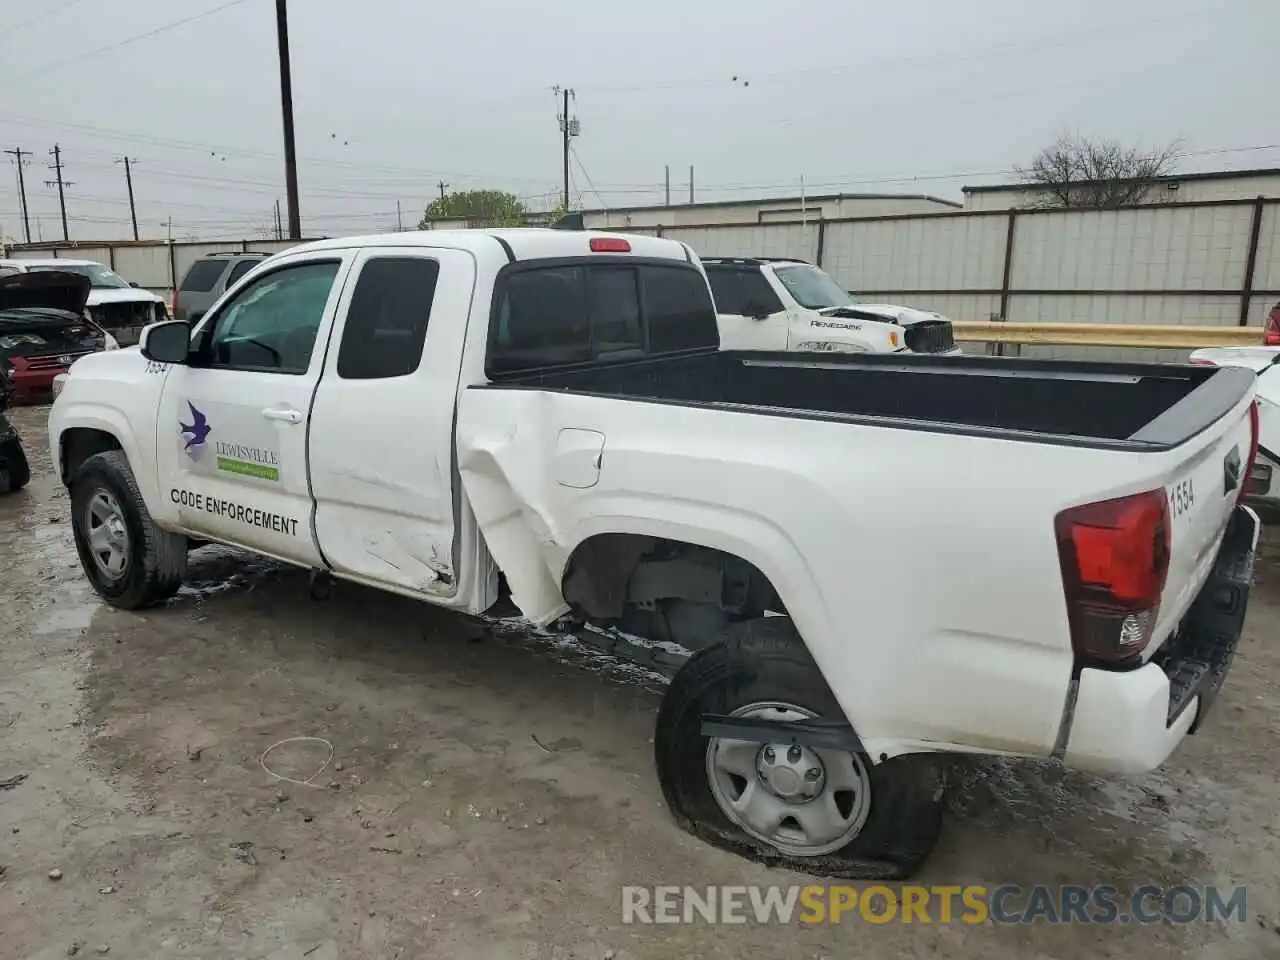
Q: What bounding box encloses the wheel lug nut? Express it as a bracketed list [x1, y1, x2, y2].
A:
[788, 744, 802, 763]
[804, 768, 822, 781]
[762, 746, 775, 763]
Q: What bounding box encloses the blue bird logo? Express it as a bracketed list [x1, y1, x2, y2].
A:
[180, 401, 211, 453]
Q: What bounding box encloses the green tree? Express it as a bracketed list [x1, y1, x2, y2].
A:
[418, 190, 528, 228]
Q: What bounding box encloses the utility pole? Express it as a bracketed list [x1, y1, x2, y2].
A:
[273, 199, 283, 240]
[554, 86, 577, 209]
[396, 200, 403, 231]
[664, 165, 670, 206]
[115, 156, 139, 240]
[45, 144, 73, 242]
[689, 165, 694, 205]
[437, 180, 448, 201]
[4, 147, 32, 243]
[275, 0, 302, 239]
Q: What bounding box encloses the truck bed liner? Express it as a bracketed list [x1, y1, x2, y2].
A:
[492, 350, 1254, 452]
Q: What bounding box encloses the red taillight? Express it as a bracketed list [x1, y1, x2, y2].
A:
[1189, 358, 1217, 366]
[1055, 489, 1170, 665]
[1241, 400, 1260, 505]
[589, 236, 631, 253]
[1265, 303, 1280, 347]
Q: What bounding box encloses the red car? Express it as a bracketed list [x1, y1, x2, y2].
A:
[0, 270, 118, 404]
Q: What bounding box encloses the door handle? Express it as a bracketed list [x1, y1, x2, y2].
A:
[262, 406, 303, 424]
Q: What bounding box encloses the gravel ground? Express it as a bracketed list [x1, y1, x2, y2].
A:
[1, 402, 1279, 959]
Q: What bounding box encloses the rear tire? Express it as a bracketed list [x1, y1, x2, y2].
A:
[654, 618, 944, 879]
[70, 450, 186, 609]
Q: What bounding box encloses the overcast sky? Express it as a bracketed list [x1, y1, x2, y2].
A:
[1, 0, 1276, 243]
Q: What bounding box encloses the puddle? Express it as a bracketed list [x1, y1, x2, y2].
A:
[479, 614, 672, 690]
[34, 593, 99, 635]
[174, 545, 289, 602]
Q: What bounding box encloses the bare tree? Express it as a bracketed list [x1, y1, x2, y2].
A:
[1016, 134, 1181, 208]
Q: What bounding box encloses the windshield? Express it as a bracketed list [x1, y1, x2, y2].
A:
[772, 264, 855, 310]
[27, 263, 131, 290]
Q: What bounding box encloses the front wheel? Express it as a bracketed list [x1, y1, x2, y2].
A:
[654, 618, 944, 879]
[70, 450, 187, 609]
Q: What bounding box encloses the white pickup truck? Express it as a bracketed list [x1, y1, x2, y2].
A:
[703, 256, 959, 355]
[49, 229, 1262, 878]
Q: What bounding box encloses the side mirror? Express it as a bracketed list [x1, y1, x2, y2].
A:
[744, 303, 772, 321]
[139, 320, 192, 365]
[128, 281, 140, 288]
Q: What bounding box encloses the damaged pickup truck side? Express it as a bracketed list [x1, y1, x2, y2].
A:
[49, 229, 1262, 877]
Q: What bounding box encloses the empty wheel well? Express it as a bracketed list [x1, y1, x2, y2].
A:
[60, 428, 122, 484]
[561, 534, 783, 648]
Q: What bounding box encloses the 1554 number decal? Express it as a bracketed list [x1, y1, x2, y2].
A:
[1169, 477, 1195, 518]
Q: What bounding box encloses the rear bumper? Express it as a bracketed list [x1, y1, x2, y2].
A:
[1063, 505, 1260, 774]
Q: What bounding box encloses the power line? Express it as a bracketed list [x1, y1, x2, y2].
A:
[0, 113, 563, 186]
[570, 145, 607, 207]
[6, 0, 91, 35]
[5, 0, 254, 83]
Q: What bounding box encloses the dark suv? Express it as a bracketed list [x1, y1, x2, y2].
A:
[173, 252, 271, 324]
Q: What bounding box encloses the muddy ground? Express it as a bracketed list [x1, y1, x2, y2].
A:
[1, 402, 1278, 959]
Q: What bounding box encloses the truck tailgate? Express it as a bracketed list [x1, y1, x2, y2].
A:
[1152, 395, 1256, 654]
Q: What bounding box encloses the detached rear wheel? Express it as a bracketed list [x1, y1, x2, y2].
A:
[70, 450, 186, 609]
[655, 618, 944, 879]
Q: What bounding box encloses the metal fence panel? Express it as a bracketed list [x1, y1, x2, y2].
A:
[1253, 202, 1280, 294]
[664, 223, 817, 261]
[112, 245, 174, 290]
[1012, 205, 1255, 291]
[856, 292, 1002, 323]
[823, 215, 1006, 292]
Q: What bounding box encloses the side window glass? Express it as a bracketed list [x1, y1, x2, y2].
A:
[704, 267, 743, 314]
[337, 257, 440, 379]
[490, 267, 590, 373]
[741, 272, 784, 315]
[588, 266, 642, 354]
[224, 259, 258, 288]
[204, 261, 340, 374]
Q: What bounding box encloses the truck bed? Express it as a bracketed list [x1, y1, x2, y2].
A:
[496, 350, 1255, 451]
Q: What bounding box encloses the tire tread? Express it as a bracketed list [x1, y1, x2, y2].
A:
[73, 450, 186, 608]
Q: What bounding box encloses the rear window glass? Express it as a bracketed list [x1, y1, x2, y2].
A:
[225, 259, 259, 287]
[179, 259, 227, 292]
[489, 262, 717, 375]
[588, 267, 642, 354]
[645, 266, 719, 351]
